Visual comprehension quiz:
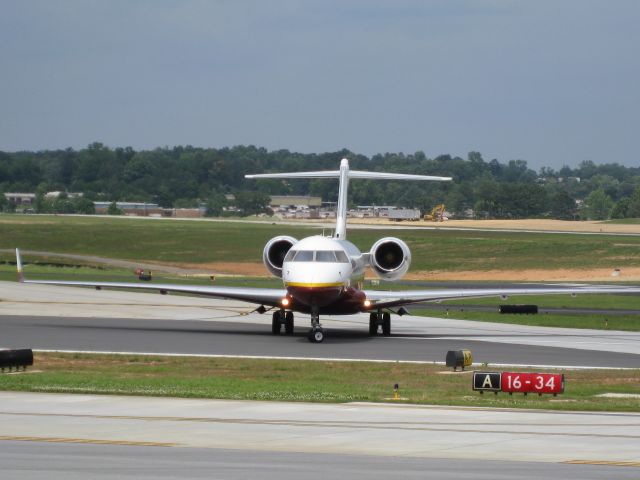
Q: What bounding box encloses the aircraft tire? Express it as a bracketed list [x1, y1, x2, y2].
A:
[272, 311, 282, 334]
[382, 312, 391, 336]
[308, 327, 324, 343]
[369, 313, 378, 335]
[284, 312, 294, 335]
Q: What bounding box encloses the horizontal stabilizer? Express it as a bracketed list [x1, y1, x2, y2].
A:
[348, 171, 451, 182]
[245, 171, 451, 181]
[245, 171, 341, 179]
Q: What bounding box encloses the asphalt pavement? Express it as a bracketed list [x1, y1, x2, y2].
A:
[2, 441, 637, 480]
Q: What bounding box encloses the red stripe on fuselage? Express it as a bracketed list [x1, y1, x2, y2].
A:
[286, 285, 366, 315]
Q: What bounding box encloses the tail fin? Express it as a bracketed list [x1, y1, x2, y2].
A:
[16, 248, 24, 282]
[246, 158, 452, 239]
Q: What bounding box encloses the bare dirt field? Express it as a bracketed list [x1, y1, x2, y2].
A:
[403, 267, 640, 282]
[346, 218, 640, 234]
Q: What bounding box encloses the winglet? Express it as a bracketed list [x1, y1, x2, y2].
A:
[16, 248, 24, 282]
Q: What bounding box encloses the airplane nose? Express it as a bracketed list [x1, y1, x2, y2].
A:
[283, 263, 347, 307]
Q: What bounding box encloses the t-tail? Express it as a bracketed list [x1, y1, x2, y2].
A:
[16, 248, 24, 282]
[245, 158, 451, 239]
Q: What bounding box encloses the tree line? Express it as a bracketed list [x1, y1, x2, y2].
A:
[1, 143, 639, 220]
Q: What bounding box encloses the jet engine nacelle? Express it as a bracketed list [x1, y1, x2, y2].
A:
[369, 237, 411, 280]
[263, 235, 297, 278]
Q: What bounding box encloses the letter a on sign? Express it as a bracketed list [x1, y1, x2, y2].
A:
[473, 372, 501, 392]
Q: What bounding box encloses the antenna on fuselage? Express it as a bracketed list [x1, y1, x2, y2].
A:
[245, 158, 452, 240]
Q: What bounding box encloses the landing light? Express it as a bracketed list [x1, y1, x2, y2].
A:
[281, 298, 290, 307]
[363, 299, 372, 308]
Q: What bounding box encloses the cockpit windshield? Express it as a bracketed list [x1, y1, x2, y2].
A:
[315, 251, 336, 262]
[287, 250, 350, 263]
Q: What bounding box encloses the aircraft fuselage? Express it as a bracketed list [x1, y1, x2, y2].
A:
[282, 235, 367, 314]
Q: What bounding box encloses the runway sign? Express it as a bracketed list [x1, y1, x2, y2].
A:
[473, 371, 564, 395]
[472, 372, 501, 392]
[502, 372, 564, 395]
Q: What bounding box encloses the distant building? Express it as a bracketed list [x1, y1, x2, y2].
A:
[168, 208, 205, 218]
[4, 193, 36, 205]
[94, 201, 163, 216]
[269, 196, 322, 208]
[45, 191, 83, 199]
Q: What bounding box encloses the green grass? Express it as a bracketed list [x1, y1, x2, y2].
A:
[414, 292, 640, 331]
[0, 263, 283, 288]
[439, 293, 640, 310]
[2, 214, 640, 271]
[415, 308, 640, 331]
[1, 353, 639, 412]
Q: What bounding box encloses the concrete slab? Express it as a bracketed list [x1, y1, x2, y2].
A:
[0, 392, 638, 464]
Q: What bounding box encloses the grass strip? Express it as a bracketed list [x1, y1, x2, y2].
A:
[1, 353, 639, 412]
[2, 214, 640, 271]
[415, 309, 640, 331]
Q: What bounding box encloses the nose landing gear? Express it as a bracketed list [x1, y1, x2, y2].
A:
[307, 307, 324, 343]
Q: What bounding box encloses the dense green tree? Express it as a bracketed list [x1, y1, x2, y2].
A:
[1, 144, 639, 220]
[107, 201, 123, 215]
[74, 197, 96, 214]
[234, 191, 271, 216]
[205, 193, 227, 217]
[627, 187, 640, 218]
[550, 190, 578, 220]
[611, 198, 630, 219]
[581, 188, 613, 220]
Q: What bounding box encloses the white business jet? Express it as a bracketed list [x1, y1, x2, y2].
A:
[15, 158, 640, 342]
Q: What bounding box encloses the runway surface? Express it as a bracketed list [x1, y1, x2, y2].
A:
[1, 391, 639, 479]
[2, 281, 640, 367]
[3, 442, 638, 480]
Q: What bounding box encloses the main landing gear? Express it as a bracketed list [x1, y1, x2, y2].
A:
[272, 310, 294, 335]
[369, 312, 391, 336]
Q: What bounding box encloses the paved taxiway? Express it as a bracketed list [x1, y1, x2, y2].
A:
[1, 392, 639, 475]
[1, 282, 640, 367]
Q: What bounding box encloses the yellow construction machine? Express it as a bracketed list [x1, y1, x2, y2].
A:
[424, 204, 446, 222]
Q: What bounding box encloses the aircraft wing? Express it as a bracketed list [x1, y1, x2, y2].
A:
[16, 249, 286, 307]
[20, 278, 287, 307]
[364, 285, 640, 309]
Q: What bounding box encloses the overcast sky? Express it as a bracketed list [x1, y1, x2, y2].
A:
[1, 1, 638, 170]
